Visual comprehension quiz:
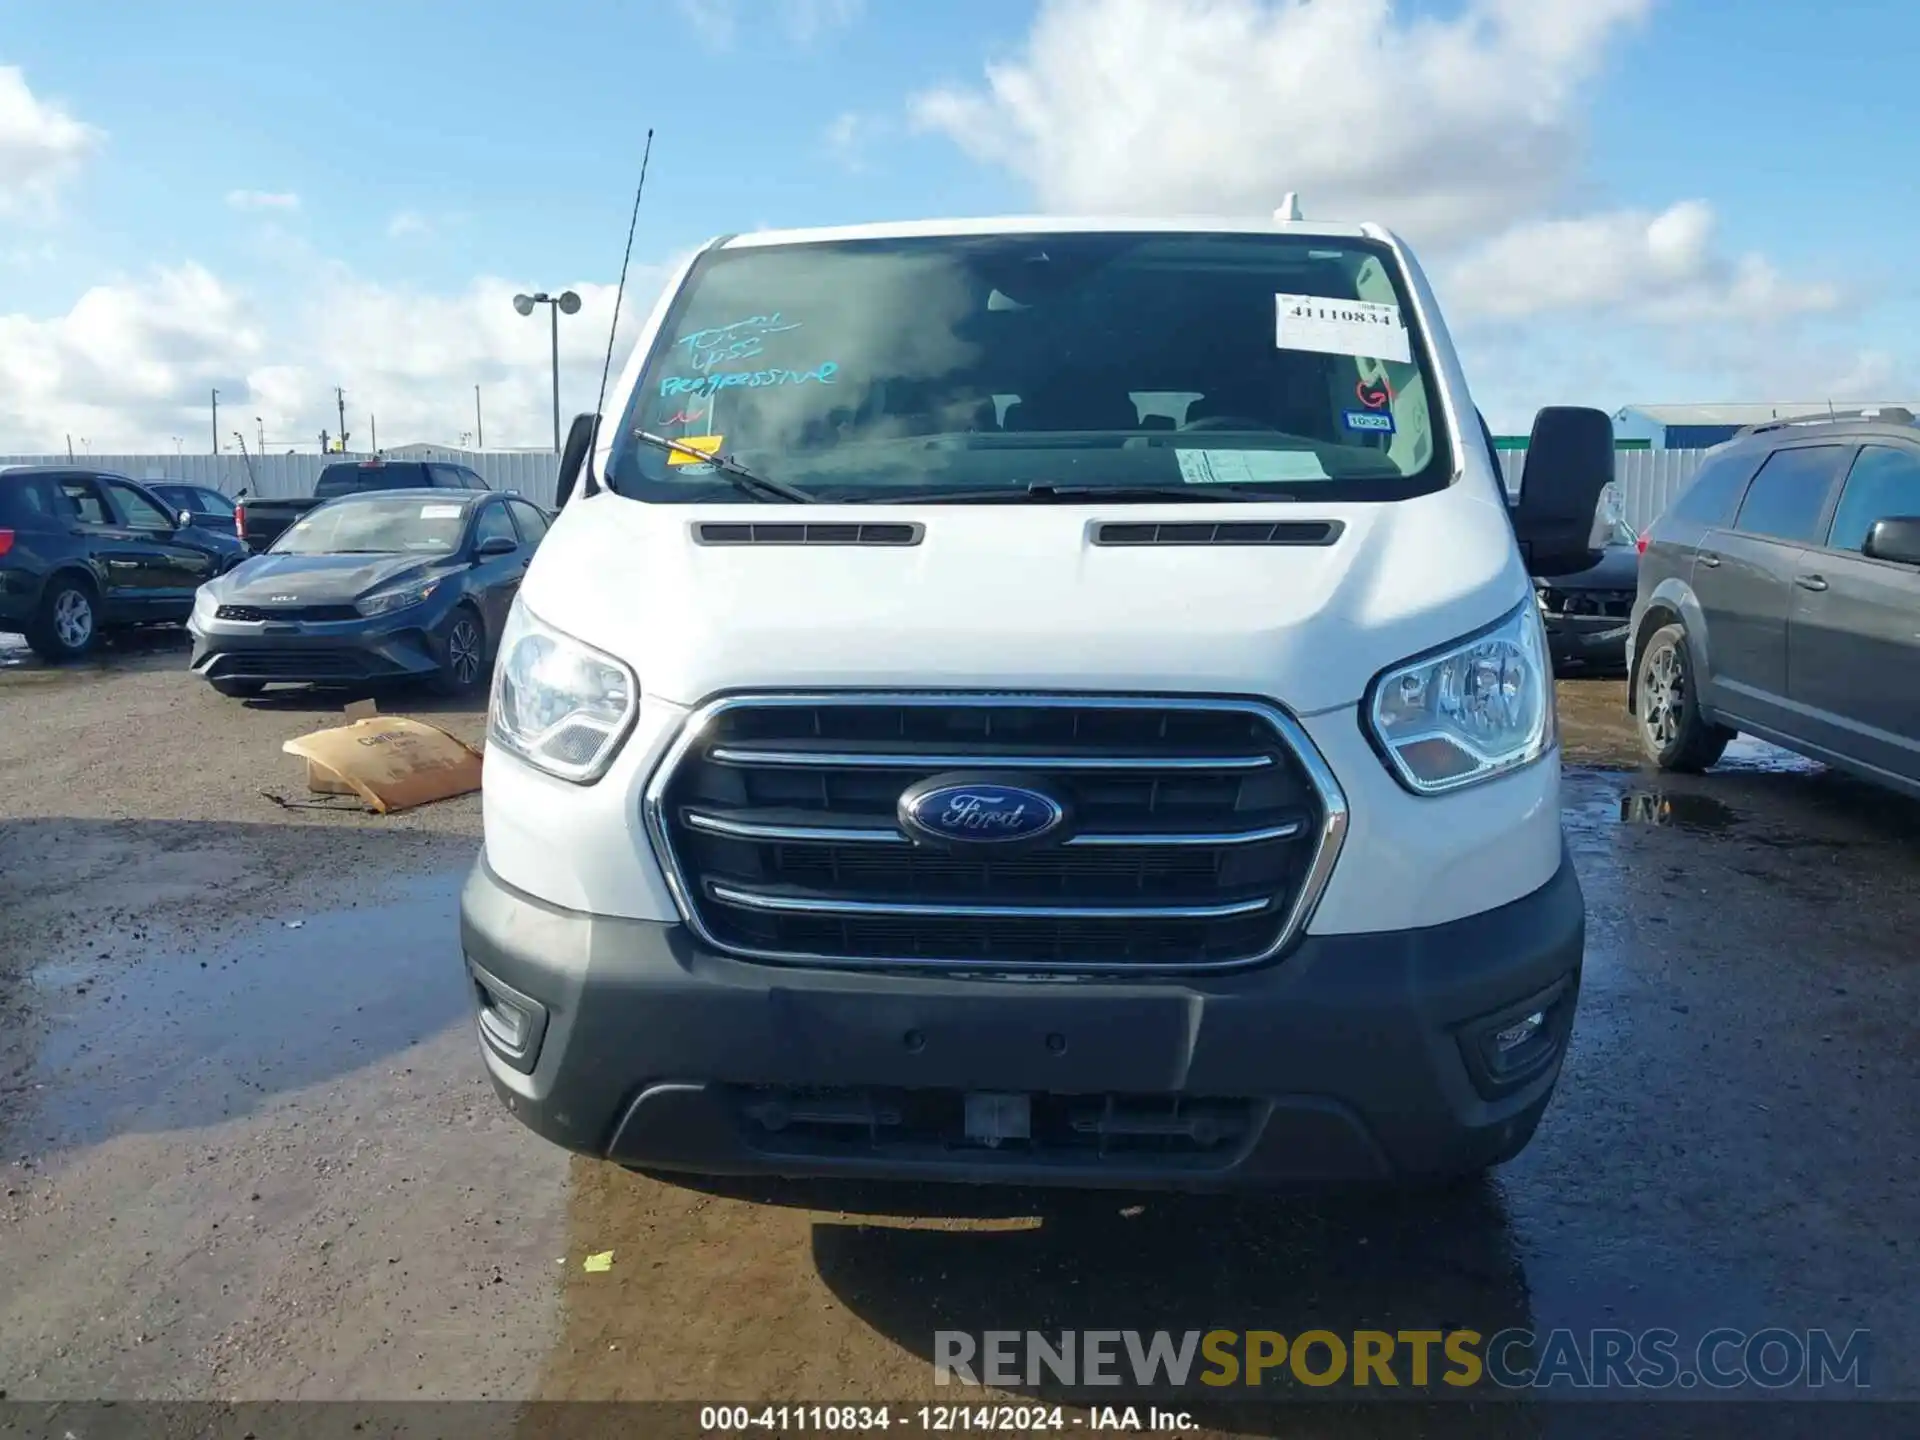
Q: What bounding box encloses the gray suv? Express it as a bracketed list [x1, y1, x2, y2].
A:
[1627, 411, 1920, 796]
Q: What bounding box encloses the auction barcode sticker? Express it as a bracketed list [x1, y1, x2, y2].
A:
[1275, 294, 1411, 364]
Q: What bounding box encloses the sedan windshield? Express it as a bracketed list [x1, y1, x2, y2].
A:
[605, 230, 1453, 505]
[271, 496, 471, 555]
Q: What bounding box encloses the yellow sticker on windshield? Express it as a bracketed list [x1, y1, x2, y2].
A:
[667, 435, 723, 465]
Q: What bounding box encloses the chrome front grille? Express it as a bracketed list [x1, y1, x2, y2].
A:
[643, 693, 1347, 974]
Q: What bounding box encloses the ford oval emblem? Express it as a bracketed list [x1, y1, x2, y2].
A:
[898, 772, 1069, 849]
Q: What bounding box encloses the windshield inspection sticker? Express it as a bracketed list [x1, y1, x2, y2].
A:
[1176, 449, 1330, 485]
[1276, 294, 1412, 365]
[419, 504, 464, 519]
[666, 434, 724, 465]
[1344, 410, 1396, 435]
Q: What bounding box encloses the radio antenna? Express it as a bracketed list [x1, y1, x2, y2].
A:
[583, 128, 654, 496]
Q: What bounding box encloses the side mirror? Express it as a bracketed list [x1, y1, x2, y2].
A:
[178, 509, 195, 528]
[555, 412, 600, 509]
[1510, 406, 1615, 577]
[475, 534, 519, 560]
[1863, 516, 1920, 567]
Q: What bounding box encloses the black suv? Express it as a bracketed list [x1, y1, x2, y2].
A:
[0, 467, 246, 661]
[1627, 410, 1920, 796]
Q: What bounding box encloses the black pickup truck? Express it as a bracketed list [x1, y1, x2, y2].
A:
[236, 459, 493, 551]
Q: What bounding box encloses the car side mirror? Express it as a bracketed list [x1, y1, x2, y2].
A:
[555, 412, 600, 509]
[1863, 516, 1920, 566]
[475, 535, 519, 560]
[1509, 406, 1615, 577]
[178, 509, 195, 528]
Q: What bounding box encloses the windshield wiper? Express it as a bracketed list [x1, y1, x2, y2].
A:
[631, 431, 814, 504]
[849, 482, 1294, 504]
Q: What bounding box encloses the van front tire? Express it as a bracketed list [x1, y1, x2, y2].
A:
[1634, 622, 1732, 771]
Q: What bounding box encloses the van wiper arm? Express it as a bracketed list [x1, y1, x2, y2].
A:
[853, 482, 1292, 504]
[1024, 483, 1294, 503]
[631, 431, 815, 504]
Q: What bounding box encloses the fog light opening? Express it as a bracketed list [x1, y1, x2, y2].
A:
[470, 966, 547, 1069]
[1493, 1010, 1547, 1054]
[1470, 988, 1571, 1088]
[476, 980, 530, 1052]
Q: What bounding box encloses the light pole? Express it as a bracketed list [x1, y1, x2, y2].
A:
[512, 289, 582, 452]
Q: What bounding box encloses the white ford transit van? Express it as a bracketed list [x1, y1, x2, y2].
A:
[459, 213, 1614, 1191]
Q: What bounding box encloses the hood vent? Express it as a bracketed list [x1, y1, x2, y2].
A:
[1092, 520, 1343, 547]
[694, 521, 924, 547]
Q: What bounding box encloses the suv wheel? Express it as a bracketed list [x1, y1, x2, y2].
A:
[26, 575, 99, 662]
[1634, 622, 1732, 771]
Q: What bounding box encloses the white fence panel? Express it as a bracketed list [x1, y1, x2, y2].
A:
[1500, 449, 1709, 533]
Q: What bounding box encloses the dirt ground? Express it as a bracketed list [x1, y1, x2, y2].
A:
[2, 628, 1917, 1434]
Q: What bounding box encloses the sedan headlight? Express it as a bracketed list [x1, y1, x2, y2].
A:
[357, 579, 441, 616]
[487, 596, 638, 783]
[1365, 597, 1555, 795]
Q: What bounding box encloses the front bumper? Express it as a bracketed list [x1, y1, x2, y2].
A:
[1541, 612, 1630, 669]
[459, 843, 1585, 1190]
[188, 607, 451, 684]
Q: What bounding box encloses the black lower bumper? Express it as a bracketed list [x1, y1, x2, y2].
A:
[1543, 612, 1631, 669]
[459, 849, 1585, 1191]
[188, 618, 444, 684]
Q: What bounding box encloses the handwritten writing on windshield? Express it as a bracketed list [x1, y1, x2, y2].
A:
[675, 313, 802, 373]
[659, 363, 838, 399]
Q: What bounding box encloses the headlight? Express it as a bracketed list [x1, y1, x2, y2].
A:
[357, 580, 441, 616]
[1365, 597, 1555, 795]
[487, 596, 638, 784]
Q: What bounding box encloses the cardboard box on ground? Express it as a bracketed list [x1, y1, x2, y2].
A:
[282, 698, 484, 813]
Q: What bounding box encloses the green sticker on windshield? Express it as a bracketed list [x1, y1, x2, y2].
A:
[1176, 450, 1330, 485]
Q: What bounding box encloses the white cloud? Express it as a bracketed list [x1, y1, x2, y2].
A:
[226, 189, 301, 211]
[387, 210, 431, 238]
[0, 254, 690, 454]
[675, 0, 863, 49]
[1441, 201, 1841, 325]
[0, 65, 102, 217]
[0, 264, 266, 451]
[911, 0, 1654, 246]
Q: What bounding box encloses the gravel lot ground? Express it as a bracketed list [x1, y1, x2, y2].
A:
[2, 627, 1917, 1436]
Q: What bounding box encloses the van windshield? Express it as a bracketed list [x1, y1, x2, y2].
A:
[606, 231, 1454, 505]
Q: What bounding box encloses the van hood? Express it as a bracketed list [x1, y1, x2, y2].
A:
[520, 488, 1531, 715]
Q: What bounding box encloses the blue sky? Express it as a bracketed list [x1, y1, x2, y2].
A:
[3, 0, 1916, 451]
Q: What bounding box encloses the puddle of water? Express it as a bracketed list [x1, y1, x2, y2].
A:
[16, 868, 471, 1152]
[1616, 789, 1739, 833]
[1717, 734, 1824, 776]
[0, 627, 190, 681]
